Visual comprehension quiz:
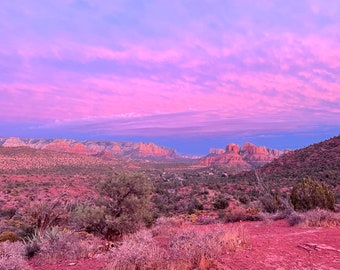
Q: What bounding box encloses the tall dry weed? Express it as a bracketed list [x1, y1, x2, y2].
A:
[106, 229, 167, 270]
[287, 209, 340, 227]
[107, 221, 248, 270]
[24, 227, 104, 263]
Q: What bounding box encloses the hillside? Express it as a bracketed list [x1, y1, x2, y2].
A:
[0, 146, 133, 208]
[230, 135, 340, 190]
[0, 146, 119, 175]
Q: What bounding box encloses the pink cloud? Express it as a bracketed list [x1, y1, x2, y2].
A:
[0, 1, 339, 139]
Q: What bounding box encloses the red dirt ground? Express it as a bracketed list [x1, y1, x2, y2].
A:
[220, 220, 340, 270]
[29, 220, 340, 270]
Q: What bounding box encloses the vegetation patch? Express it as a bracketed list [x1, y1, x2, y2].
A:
[106, 221, 248, 270]
[0, 241, 31, 270]
[287, 209, 340, 227]
[290, 178, 335, 211]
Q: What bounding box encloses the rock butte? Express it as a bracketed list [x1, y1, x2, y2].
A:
[200, 142, 287, 169]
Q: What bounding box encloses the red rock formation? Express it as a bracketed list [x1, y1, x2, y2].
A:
[200, 142, 286, 169]
[0, 137, 180, 161]
[226, 143, 240, 154]
[2, 137, 26, 147]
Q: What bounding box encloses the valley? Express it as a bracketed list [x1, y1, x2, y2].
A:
[0, 135, 339, 269]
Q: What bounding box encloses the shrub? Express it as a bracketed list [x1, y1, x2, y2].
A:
[290, 178, 335, 211]
[239, 194, 250, 204]
[0, 208, 16, 219]
[286, 212, 304, 226]
[106, 230, 167, 270]
[335, 190, 340, 204]
[24, 240, 40, 259]
[107, 224, 248, 270]
[222, 207, 261, 223]
[23, 227, 103, 262]
[260, 194, 280, 213]
[213, 197, 229, 210]
[23, 198, 69, 232]
[73, 172, 153, 240]
[187, 198, 204, 214]
[169, 224, 247, 269]
[0, 232, 20, 243]
[0, 241, 31, 270]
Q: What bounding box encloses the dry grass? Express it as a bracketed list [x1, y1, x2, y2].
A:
[24, 227, 104, 263]
[106, 219, 248, 270]
[106, 230, 167, 270]
[169, 224, 247, 269]
[287, 209, 340, 227]
[0, 241, 32, 270]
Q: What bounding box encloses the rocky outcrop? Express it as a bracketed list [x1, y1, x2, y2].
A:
[2, 137, 27, 147]
[200, 142, 287, 169]
[0, 137, 180, 160]
[226, 143, 239, 154]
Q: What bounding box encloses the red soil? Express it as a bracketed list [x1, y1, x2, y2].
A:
[29, 257, 106, 270]
[29, 220, 340, 270]
[220, 220, 340, 270]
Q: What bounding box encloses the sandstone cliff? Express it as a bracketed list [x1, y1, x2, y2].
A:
[0, 137, 179, 160]
[200, 142, 287, 169]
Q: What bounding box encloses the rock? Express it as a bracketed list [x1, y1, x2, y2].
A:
[226, 143, 239, 154]
[199, 142, 287, 169]
[2, 137, 26, 147]
[0, 137, 181, 161]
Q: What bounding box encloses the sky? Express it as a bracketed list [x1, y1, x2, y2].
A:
[0, 0, 339, 155]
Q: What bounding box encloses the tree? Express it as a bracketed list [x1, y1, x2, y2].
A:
[73, 172, 153, 240]
[290, 177, 335, 211]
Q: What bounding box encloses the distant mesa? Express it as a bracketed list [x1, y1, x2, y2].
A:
[200, 142, 288, 169]
[0, 136, 287, 168]
[1, 137, 27, 147]
[0, 137, 182, 161]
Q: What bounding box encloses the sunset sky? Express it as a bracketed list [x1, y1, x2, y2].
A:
[1, 0, 339, 155]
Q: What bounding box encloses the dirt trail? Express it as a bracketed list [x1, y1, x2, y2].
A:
[220, 220, 340, 269]
[30, 220, 340, 270]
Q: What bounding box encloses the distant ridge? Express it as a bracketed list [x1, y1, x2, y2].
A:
[0, 136, 289, 168]
[0, 137, 185, 161]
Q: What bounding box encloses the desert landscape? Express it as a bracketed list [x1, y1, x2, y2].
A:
[0, 135, 339, 269]
[1, 1, 340, 269]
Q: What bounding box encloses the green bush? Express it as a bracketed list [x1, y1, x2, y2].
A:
[213, 197, 229, 210]
[73, 172, 153, 240]
[290, 177, 335, 211]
